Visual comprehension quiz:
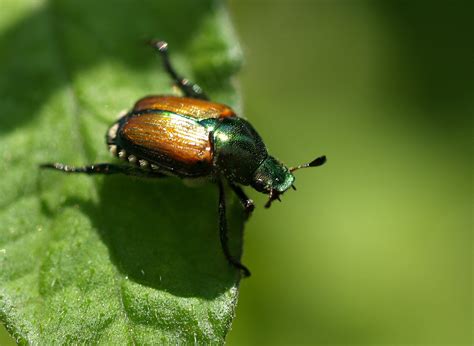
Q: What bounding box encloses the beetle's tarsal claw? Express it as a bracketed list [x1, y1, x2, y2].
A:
[264, 195, 273, 209]
[241, 266, 251, 278]
[39, 163, 54, 169]
[265, 190, 281, 208]
[291, 184, 297, 191]
[157, 41, 168, 52]
[149, 39, 168, 52]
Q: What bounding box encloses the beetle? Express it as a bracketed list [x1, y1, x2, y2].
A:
[41, 40, 326, 277]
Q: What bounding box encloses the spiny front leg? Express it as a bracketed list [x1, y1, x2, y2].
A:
[40, 162, 166, 178]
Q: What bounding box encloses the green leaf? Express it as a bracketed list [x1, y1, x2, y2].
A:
[0, 0, 244, 343]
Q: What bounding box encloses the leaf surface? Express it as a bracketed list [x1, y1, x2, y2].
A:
[0, 0, 244, 343]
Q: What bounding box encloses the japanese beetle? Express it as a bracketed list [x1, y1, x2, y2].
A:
[41, 40, 326, 277]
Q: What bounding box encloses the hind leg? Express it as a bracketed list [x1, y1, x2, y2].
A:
[149, 40, 208, 100]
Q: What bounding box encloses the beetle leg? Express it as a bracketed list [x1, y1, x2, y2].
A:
[229, 183, 255, 219]
[218, 180, 251, 278]
[40, 162, 167, 178]
[149, 40, 209, 100]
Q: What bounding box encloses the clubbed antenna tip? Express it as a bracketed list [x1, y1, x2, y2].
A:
[290, 155, 327, 172]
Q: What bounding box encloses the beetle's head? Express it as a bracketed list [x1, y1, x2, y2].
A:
[251, 155, 326, 208]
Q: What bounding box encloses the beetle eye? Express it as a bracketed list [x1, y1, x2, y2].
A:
[252, 177, 269, 193]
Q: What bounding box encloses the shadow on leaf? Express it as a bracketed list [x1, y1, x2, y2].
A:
[62, 176, 244, 299]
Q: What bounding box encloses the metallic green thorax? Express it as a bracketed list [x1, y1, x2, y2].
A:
[201, 117, 295, 193]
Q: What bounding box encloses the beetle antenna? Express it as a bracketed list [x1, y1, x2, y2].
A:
[290, 155, 326, 172]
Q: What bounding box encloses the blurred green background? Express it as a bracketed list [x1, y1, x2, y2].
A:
[1, 0, 472, 345]
[226, 1, 472, 345]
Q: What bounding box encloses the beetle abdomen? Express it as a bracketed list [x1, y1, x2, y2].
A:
[114, 111, 213, 177]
